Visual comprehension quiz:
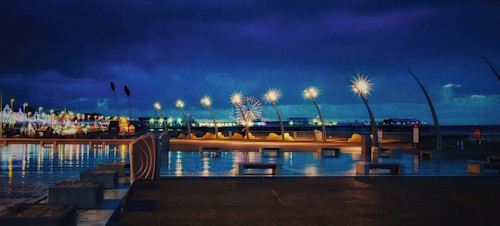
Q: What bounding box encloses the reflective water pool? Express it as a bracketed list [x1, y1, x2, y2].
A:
[0, 144, 129, 210]
[160, 151, 473, 176]
[0, 143, 484, 207]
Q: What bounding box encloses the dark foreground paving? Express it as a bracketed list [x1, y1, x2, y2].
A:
[119, 177, 500, 225]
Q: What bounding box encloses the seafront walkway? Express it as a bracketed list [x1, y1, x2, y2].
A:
[2, 136, 499, 225]
[117, 176, 500, 225]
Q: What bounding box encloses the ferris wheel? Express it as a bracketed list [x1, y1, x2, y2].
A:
[234, 96, 263, 123]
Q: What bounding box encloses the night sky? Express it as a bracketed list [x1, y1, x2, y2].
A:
[1, 0, 499, 125]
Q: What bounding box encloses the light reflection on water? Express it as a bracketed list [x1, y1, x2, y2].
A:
[0, 144, 129, 198]
[161, 151, 471, 176]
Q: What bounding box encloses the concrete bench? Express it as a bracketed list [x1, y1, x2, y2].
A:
[259, 147, 282, 157]
[235, 163, 282, 175]
[98, 162, 128, 177]
[487, 156, 500, 163]
[49, 181, 104, 209]
[317, 147, 341, 157]
[79, 169, 118, 188]
[355, 162, 404, 175]
[199, 147, 222, 156]
[0, 203, 76, 226]
[467, 162, 500, 174]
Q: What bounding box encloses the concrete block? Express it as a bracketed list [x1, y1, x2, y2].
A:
[79, 169, 118, 188]
[356, 162, 370, 175]
[235, 163, 281, 175]
[98, 162, 127, 177]
[48, 181, 104, 209]
[0, 203, 77, 226]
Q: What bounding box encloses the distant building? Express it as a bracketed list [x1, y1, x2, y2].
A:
[287, 117, 310, 126]
[83, 113, 103, 121]
[336, 120, 366, 126]
[382, 118, 424, 125]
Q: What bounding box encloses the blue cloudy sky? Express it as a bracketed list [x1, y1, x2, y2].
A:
[0, 0, 499, 125]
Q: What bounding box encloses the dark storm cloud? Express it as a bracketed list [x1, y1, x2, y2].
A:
[0, 0, 499, 124]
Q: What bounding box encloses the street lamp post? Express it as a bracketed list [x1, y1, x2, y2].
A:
[350, 75, 379, 147]
[201, 96, 218, 139]
[303, 87, 327, 142]
[408, 69, 442, 151]
[23, 102, 28, 134]
[154, 102, 162, 117]
[23, 102, 28, 114]
[153, 102, 168, 131]
[265, 89, 285, 141]
[9, 98, 15, 129]
[231, 92, 250, 140]
[176, 100, 191, 139]
[50, 109, 54, 129]
[9, 98, 15, 113]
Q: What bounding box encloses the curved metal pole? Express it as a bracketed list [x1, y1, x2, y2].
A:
[312, 98, 327, 142]
[271, 102, 285, 141]
[236, 105, 250, 140]
[481, 55, 500, 81]
[180, 108, 191, 139]
[408, 69, 442, 151]
[361, 95, 379, 147]
[207, 106, 218, 139]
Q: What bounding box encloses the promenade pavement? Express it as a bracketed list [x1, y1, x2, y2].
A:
[119, 176, 500, 225]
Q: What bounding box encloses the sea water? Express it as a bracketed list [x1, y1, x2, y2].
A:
[0, 143, 129, 210]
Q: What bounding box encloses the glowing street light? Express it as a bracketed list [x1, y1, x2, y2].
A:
[50, 109, 54, 128]
[265, 89, 285, 141]
[201, 96, 219, 139]
[23, 102, 28, 113]
[303, 87, 327, 142]
[153, 102, 162, 117]
[9, 98, 15, 112]
[350, 75, 379, 147]
[176, 99, 191, 139]
[231, 92, 250, 140]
